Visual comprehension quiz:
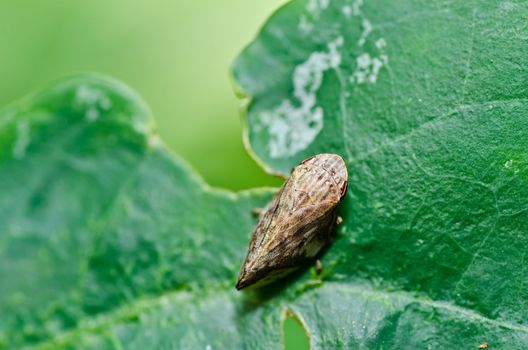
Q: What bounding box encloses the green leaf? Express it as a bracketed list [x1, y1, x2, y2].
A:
[0, 76, 279, 349]
[2, 0, 528, 348]
[233, 0, 528, 348]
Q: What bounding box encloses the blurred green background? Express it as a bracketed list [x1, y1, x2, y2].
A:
[0, 0, 285, 190]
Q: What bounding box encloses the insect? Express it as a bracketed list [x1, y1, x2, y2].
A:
[236, 153, 348, 290]
[478, 342, 489, 349]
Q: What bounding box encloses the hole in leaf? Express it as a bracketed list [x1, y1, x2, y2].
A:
[283, 310, 309, 350]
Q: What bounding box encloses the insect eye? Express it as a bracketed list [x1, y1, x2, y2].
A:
[300, 155, 315, 164]
[340, 181, 348, 197]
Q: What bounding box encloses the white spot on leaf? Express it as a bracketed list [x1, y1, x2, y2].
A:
[342, 5, 352, 17]
[307, 0, 330, 15]
[352, 53, 388, 83]
[300, 0, 330, 33]
[342, 0, 389, 85]
[257, 37, 344, 158]
[298, 15, 314, 34]
[13, 120, 30, 159]
[352, 0, 364, 16]
[75, 85, 112, 122]
[358, 18, 372, 46]
[375, 38, 387, 50]
[85, 109, 99, 122]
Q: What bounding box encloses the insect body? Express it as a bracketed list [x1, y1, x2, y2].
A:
[236, 153, 348, 290]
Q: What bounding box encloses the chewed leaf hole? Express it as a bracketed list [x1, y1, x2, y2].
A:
[282, 309, 310, 350]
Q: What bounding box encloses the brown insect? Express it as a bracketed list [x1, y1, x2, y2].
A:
[236, 153, 348, 290]
[478, 342, 489, 349]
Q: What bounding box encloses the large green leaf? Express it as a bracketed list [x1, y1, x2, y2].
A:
[2, 0, 528, 349]
[233, 0, 528, 348]
[0, 76, 278, 349]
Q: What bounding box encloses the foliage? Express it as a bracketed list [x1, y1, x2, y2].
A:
[1, 0, 528, 348]
[233, 0, 528, 347]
